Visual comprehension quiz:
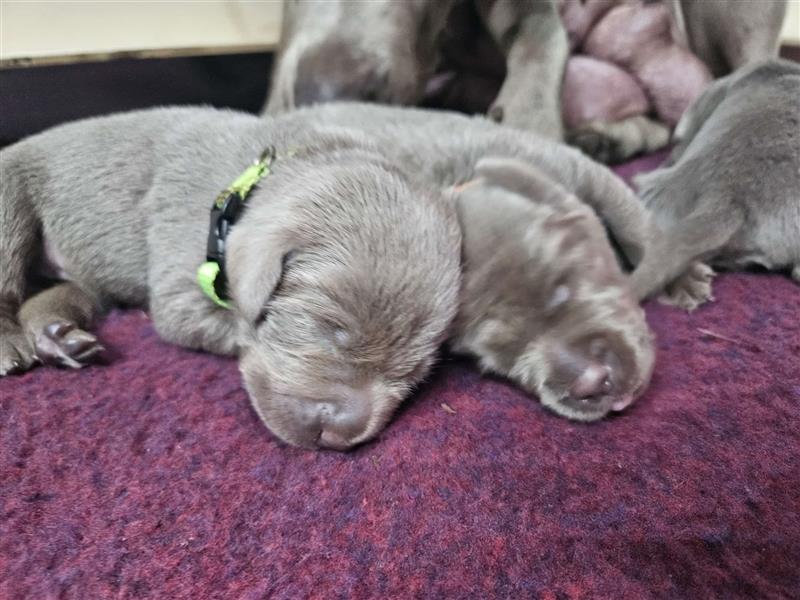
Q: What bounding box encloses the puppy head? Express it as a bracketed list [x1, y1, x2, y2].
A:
[228, 159, 461, 450]
[450, 158, 655, 422]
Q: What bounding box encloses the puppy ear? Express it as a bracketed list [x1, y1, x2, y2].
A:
[225, 227, 298, 325]
[475, 157, 571, 207]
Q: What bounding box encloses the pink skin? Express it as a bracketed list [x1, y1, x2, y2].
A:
[428, 0, 711, 130]
[558, 0, 618, 50]
[583, 1, 712, 125]
[562, 55, 650, 129]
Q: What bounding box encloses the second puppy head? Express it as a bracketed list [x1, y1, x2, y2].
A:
[451, 157, 655, 422]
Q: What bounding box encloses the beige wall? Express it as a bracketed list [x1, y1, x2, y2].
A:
[1, 1, 283, 65]
[1, 0, 798, 67]
[784, 0, 800, 43]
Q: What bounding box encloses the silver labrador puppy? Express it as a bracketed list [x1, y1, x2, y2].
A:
[632, 59, 800, 307]
[0, 107, 462, 450]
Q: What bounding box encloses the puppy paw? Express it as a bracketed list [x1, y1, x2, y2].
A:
[33, 321, 105, 369]
[567, 125, 625, 164]
[0, 327, 37, 376]
[657, 262, 716, 311]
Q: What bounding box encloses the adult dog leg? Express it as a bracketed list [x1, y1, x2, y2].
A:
[676, 0, 786, 76]
[477, 0, 568, 140]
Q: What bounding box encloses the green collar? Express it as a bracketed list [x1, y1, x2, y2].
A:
[197, 147, 279, 308]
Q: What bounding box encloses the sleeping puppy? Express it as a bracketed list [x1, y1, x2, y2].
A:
[276, 104, 665, 418]
[631, 59, 800, 307]
[0, 107, 462, 451]
[451, 158, 655, 421]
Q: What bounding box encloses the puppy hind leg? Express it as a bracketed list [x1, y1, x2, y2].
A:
[0, 150, 39, 375]
[18, 282, 104, 369]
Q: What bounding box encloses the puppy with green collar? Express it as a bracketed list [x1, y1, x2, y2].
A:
[0, 107, 462, 450]
[2, 103, 679, 446]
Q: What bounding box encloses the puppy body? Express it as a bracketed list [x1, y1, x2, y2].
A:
[0, 107, 462, 450]
[632, 59, 800, 297]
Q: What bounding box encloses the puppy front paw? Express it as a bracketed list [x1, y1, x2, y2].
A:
[657, 262, 716, 311]
[567, 125, 625, 164]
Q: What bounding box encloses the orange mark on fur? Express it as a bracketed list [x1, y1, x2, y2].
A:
[450, 179, 482, 194]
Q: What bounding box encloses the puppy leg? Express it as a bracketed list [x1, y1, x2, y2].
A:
[631, 202, 744, 308]
[18, 282, 104, 369]
[148, 266, 241, 357]
[658, 261, 716, 311]
[477, 0, 568, 140]
[567, 115, 671, 164]
[0, 151, 39, 376]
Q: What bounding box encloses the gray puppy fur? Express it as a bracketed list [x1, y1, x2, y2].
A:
[266, 0, 568, 141]
[277, 103, 669, 419]
[631, 59, 800, 305]
[0, 107, 462, 451]
[451, 159, 654, 421]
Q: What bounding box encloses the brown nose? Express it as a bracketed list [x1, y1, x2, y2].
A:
[313, 388, 373, 451]
[569, 364, 613, 401]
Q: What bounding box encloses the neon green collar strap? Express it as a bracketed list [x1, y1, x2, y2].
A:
[197, 146, 278, 308]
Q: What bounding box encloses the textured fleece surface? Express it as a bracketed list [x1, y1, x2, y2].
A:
[2, 157, 799, 599]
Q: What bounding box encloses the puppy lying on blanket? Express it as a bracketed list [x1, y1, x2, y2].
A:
[632, 59, 800, 308]
[451, 159, 654, 421]
[0, 108, 462, 451]
[1, 104, 669, 446]
[256, 103, 670, 419]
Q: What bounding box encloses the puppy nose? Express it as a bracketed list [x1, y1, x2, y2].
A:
[314, 388, 373, 451]
[569, 364, 612, 401]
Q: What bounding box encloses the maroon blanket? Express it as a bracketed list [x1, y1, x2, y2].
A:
[2, 156, 799, 599]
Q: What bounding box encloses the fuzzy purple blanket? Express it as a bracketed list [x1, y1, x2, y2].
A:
[1, 156, 799, 598]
